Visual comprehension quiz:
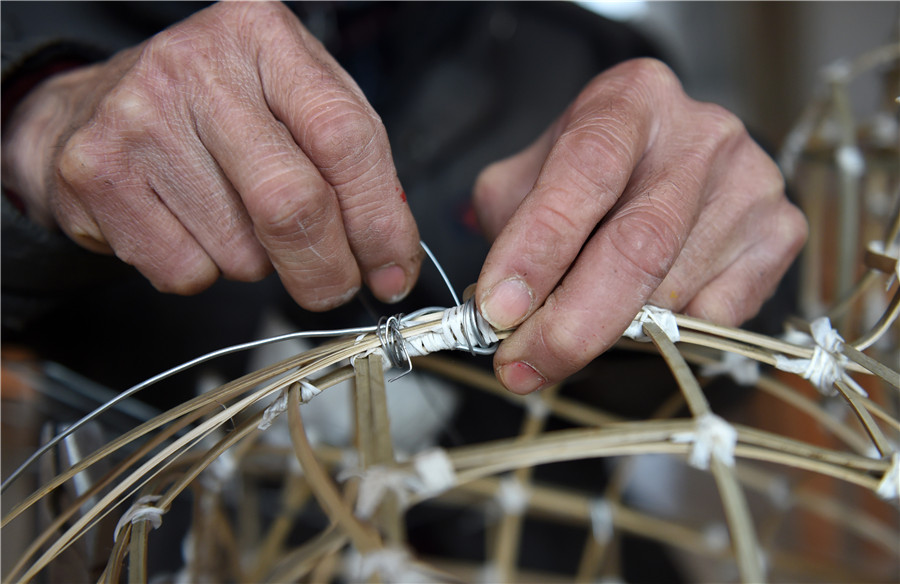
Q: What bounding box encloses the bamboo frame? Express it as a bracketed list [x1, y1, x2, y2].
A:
[3, 45, 899, 584]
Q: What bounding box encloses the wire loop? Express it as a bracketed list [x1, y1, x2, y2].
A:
[377, 314, 413, 380]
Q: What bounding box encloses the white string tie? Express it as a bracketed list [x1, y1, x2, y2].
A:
[823, 58, 851, 83]
[479, 562, 502, 584]
[202, 448, 237, 493]
[836, 145, 866, 178]
[623, 305, 680, 343]
[495, 475, 530, 516]
[774, 317, 866, 396]
[412, 448, 457, 498]
[671, 413, 738, 470]
[589, 498, 614, 545]
[768, 477, 792, 510]
[258, 380, 322, 431]
[114, 495, 164, 542]
[700, 351, 760, 386]
[347, 547, 427, 583]
[338, 449, 456, 518]
[703, 523, 730, 553]
[299, 379, 322, 402]
[876, 453, 900, 502]
[338, 465, 417, 519]
[524, 393, 551, 421]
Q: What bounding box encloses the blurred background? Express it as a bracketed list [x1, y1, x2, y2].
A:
[580, 1, 899, 149]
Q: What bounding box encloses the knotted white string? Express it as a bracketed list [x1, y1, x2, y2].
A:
[412, 448, 457, 497]
[589, 498, 614, 545]
[202, 447, 236, 493]
[479, 562, 502, 584]
[257, 380, 322, 431]
[774, 317, 866, 396]
[338, 449, 456, 518]
[623, 305, 680, 343]
[524, 392, 551, 421]
[671, 413, 738, 470]
[703, 523, 730, 553]
[836, 144, 866, 178]
[346, 547, 427, 583]
[876, 453, 900, 502]
[700, 351, 760, 386]
[114, 495, 164, 542]
[494, 475, 530, 516]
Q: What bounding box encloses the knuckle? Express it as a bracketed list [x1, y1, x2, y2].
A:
[608, 206, 684, 285]
[218, 243, 272, 282]
[772, 201, 809, 252]
[100, 86, 159, 130]
[118, 243, 218, 296]
[752, 149, 788, 200]
[152, 268, 217, 296]
[537, 295, 600, 372]
[555, 124, 634, 194]
[696, 102, 745, 139]
[702, 296, 748, 327]
[302, 95, 383, 176]
[593, 58, 681, 106]
[472, 162, 515, 239]
[149, 26, 197, 69]
[519, 194, 584, 263]
[57, 130, 104, 188]
[473, 161, 504, 209]
[625, 57, 681, 94]
[251, 177, 331, 238]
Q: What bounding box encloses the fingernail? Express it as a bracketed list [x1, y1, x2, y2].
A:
[480, 277, 533, 329]
[368, 263, 409, 303]
[498, 361, 546, 394]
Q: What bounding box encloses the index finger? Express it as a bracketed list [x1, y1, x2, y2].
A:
[475, 59, 672, 331]
[256, 9, 422, 303]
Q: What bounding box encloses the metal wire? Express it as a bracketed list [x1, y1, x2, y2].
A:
[1, 324, 379, 493]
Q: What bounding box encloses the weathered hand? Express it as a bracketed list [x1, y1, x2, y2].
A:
[2, 2, 420, 309]
[473, 59, 807, 394]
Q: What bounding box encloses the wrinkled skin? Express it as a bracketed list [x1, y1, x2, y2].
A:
[1, 3, 807, 393]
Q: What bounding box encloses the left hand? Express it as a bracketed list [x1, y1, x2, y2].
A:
[472, 59, 807, 394]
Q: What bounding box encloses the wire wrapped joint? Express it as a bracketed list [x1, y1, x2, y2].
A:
[371, 297, 500, 380]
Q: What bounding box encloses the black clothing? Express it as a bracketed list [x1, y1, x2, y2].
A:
[1, 1, 663, 391]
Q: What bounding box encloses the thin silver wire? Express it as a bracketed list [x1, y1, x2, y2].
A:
[1, 325, 378, 493]
[2, 239, 479, 491]
[420, 240, 461, 307]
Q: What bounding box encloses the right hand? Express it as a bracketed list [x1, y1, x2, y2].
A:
[1, 1, 421, 310]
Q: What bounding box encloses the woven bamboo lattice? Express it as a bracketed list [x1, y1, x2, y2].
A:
[2, 46, 898, 583]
